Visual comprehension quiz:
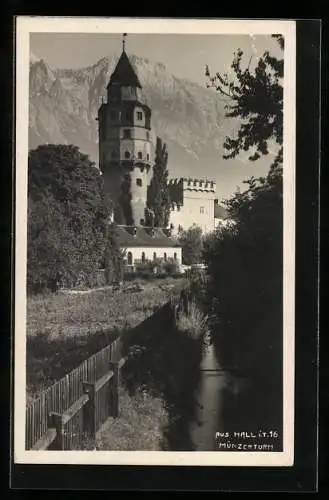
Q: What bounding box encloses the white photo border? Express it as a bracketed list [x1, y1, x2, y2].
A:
[14, 16, 296, 467]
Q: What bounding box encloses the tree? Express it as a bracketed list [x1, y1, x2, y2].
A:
[205, 34, 283, 167]
[178, 225, 203, 265]
[27, 144, 115, 292]
[146, 137, 171, 227]
[104, 223, 125, 285]
[117, 173, 134, 226]
[202, 36, 284, 432]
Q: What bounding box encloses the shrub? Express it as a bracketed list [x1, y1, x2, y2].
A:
[176, 299, 209, 343]
[163, 261, 180, 275]
[27, 144, 121, 293]
[132, 259, 178, 281]
[178, 225, 204, 265]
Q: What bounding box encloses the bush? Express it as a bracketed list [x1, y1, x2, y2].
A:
[163, 261, 180, 275]
[27, 144, 121, 293]
[176, 299, 209, 344]
[203, 167, 283, 430]
[178, 225, 204, 265]
[130, 259, 179, 281]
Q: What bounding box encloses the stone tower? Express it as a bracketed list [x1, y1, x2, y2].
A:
[98, 34, 153, 226]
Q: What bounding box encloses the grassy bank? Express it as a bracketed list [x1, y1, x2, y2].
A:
[96, 387, 168, 451]
[27, 277, 186, 401]
[71, 386, 168, 451]
[121, 296, 209, 451]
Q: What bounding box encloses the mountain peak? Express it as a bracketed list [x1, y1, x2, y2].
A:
[28, 52, 271, 198]
[30, 52, 41, 64]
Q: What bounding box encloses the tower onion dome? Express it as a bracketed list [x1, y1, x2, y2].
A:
[109, 50, 142, 89]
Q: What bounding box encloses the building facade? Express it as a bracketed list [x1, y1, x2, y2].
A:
[114, 226, 182, 267]
[168, 177, 217, 235]
[99, 37, 182, 267]
[98, 42, 153, 226]
[98, 37, 229, 267]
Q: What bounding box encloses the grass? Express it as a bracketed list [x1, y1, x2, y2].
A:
[121, 298, 209, 450]
[26, 277, 186, 400]
[73, 386, 168, 451]
[176, 299, 210, 342]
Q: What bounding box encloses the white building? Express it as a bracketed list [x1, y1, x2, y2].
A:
[115, 226, 182, 268]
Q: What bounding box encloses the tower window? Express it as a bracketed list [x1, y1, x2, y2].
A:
[136, 178, 142, 187]
[147, 153, 150, 160]
[141, 251, 146, 262]
[153, 252, 157, 261]
[137, 151, 143, 159]
[127, 251, 133, 266]
[146, 131, 150, 140]
[137, 111, 143, 121]
[124, 151, 130, 159]
[164, 252, 167, 262]
[200, 206, 205, 214]
[174, 252, 177, 260]
[123, 129, 131, 139]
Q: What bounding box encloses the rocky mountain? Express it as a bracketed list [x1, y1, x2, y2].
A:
[29, 52, 272, 199]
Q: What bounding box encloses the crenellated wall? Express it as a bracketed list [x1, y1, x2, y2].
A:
[168, 177, 217, 234]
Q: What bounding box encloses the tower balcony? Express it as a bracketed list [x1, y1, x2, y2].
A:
[120, 159, 152, 173]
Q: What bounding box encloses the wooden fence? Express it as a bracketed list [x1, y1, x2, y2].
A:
[25, 336, 125, 451]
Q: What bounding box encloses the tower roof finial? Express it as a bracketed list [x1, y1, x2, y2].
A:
[122, 33, 127, 52]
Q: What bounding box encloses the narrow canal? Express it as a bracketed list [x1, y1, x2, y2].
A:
[189, 342, 228, 450]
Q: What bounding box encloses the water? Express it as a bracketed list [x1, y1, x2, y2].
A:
[189, 342, 228, 451]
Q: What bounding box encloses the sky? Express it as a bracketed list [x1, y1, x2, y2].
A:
[29, 32, 283, 198]
[30, 33, 281, 87]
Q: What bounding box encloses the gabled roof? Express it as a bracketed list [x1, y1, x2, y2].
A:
[109, 51, 142, 88]
[115, 226, 181, 248]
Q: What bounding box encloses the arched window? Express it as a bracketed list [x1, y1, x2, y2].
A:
[127, 251, 133, 265]
[137, 151, 143, 159]
[174, 252, 177, 260]
[164, 252, 167, 262]
[125, 151, 130, 159]
[141, 251, 146, 263]
[153, 252, 157, 261]
[136, 178, 142, 187]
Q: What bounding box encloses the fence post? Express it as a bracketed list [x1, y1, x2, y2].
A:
[49, 412, 65, 450]
[83, 381, 97, 441]
[109, 361, 120, 418]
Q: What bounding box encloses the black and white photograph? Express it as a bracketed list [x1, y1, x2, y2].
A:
[14, 17, 296, 467]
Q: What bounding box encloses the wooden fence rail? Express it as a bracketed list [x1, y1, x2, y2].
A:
[25, 286, 188, 451]
[25, 337, 125, 451]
